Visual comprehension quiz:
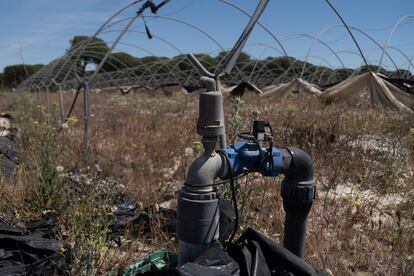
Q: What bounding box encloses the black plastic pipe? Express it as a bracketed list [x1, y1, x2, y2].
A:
[280, 148, 316, 258]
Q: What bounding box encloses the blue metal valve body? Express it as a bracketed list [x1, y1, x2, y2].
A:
[223, 141, 283, 178]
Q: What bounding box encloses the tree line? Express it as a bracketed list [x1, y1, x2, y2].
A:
[1, 35, 412, 89]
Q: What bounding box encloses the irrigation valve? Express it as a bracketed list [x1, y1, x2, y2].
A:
[177, 117, 317, 264]
[222, 120, 282, 177]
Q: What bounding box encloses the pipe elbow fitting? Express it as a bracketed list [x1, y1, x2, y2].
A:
[185, 153, 226, 188]
[281, 147, 316, 204]
[282, 147, 314, 186]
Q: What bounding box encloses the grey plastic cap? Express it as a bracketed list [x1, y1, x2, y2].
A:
[196, 91, 225, 138]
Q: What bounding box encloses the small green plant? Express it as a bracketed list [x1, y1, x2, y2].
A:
[192, 141, 204, 157]
[24, 121, 68, 218]
[250, 108, 261, 124]
[69, 186, 111, 276]
[228, 96, 244, 144]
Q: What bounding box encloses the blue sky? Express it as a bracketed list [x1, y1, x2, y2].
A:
[1, 0, 413, 72]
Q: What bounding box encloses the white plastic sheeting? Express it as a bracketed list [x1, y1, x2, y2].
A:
[320, 72, 414, 111]
[261, 78, 322, 99]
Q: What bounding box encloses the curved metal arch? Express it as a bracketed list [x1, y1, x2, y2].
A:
[312, 53, 359, 85]
[407, 50, 414, 78]
[143, 15, 225, 51]
[84, 41, 158, 77]
[315, 67, 335, 85]
[35, 59, 62, 82]
[282, 33, 346, 68]
[224, 59, 261, 84]
[386, 46, 414, 75]
[217, 0, 288, 58]
[148, 48, 226, 88]
[378, 15, 414, 70]
[312, 50, 360, 84]
[65, 11, 230, 89]
[59, 50, 136, 88]
[242, 48, 271, 82]
[351, 56, 395, 77]
[51, 39, 120, 85]
[99, 13, 226, 52]
[303, 24, 401, 74]
[348, 27, 400, 72]
[280, 33, 346, 79]
[30, 42, 151, 91]
[301, 55, 336, 81]
[116, 41, 157, 58]
[17, 2, 300, 92]
[302, 25, 360, 78]
[146, 57, 193, 87]
[252, 53, 293, 83]
[271, 58, 308, 84]
[61, 28, 185, 88]
[238, 43, 287, 86]
[51, 46, 136, 88]
[115, 29, 186, 85]
[55, 1, 146, 84]
[304, 56, 338, 84]
[251, 62, 291, 87]
[324, 69, 354, 85]
[17, 65, 51, 91]
[96, 28, 246, 87]
[101, 41, 161, 87]
[17, 0, 154, 91]
[323, 0, 369, 68]
[277, 33, 346, 79]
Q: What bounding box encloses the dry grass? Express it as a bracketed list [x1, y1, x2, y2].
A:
[0, 89, 413, 275]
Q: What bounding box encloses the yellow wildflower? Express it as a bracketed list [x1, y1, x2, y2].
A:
[67, 116, 78, 125]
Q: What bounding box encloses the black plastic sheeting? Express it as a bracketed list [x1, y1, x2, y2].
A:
[64, 169, 176, 246]
[133, 227, 325, 276]
[109, 194, 176, 245]
[179, 243, 240, 276]
[0, 219, 71, 275]
[178, 228, 325, 276]
[0, 192, 175, 275]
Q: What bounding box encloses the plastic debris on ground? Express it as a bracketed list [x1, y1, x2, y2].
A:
[179, 228, 326, 276]
[62, 168, 176, 245]
[0, 114, 19, 184]
[121, 249, 178, 275]
[121, 227, 326, 276]
[108, 193, 176, 246]
[0, 219, 72, 276]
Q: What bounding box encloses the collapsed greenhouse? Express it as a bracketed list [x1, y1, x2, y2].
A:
[15, 20, 414, 112]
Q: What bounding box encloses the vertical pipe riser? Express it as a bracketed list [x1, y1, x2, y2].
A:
[280, 148, 316, 258]
[282, 199, 314, 258]
[83, 84, 90, 150]
[58, 86, 65, 124]
[177, 188, 220, 265]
